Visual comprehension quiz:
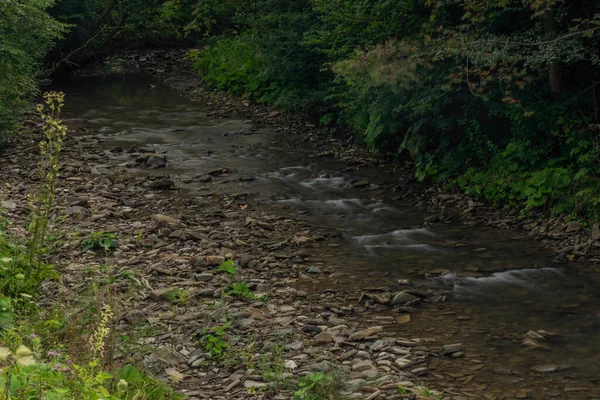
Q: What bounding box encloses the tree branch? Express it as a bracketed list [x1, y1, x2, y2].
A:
[464, 28, 596, 48]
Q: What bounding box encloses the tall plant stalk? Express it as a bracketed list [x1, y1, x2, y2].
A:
[26, 92, 67, 275]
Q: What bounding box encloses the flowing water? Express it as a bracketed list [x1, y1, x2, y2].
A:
[57, 74, 600, 399]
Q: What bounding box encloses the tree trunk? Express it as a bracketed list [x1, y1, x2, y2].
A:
[543, 9, 563, 98]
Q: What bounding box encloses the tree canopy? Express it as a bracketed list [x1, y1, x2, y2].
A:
[2, 0, 600, 219]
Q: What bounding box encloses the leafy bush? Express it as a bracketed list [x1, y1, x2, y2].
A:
[222, 282, 255, 299]
[82, 232, 119, 253]
[0, 0, 67, 139]
[191, 35, 278, 102]
[217, 259, 237, 275]
[201, 320, 231, 359]
[176, 0, 600, 221]
[0, 345, 184, 399]
[294, 372, 345, 400]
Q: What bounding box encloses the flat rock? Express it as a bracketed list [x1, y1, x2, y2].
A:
[344, 379, 367, 392]
[244, 380, 267, 389]
[314, 332, 334, 343]
[390, 292, 418, 306]
[352, 361, 375, 372]
[348, 326, 383, 341]
[64, 206, 89, 216]
[0, 201, 17, 210]
[152, 214, 182, 229]
[530, 363, 558, 373]
[205, 255, 225, 266]
[441, 343, 463, 356]
[352, 180, 369, 188]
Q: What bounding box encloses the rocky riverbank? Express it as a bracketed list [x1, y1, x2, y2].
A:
[0, 106, 445, 398]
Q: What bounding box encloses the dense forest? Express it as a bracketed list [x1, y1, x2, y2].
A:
[2, 0, 600, 219]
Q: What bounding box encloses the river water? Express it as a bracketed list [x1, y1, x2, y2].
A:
[57, 74, 600, 399]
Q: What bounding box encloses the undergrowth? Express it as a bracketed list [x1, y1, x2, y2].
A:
[0, 92, 184, 399]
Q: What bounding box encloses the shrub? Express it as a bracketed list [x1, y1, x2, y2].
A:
[0, 0, 67, 139]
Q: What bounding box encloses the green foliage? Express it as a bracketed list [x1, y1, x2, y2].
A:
[82, 232, 119, 253]
[192, 35, 279, 102]
[176, 0, 600, 221]
[0, 235, 55, 300]
[162, 288, 190, 305]
[0, 346, 183, 399]
[201, 320, 232, 359]
[28, 92, 68, 269]
[294, 372, 344, 400]
[0, 298, 12, 331]
[222, 282, 255, 299]
[0, 0, 68, 138]
[0, 95, 65, 301]
[217, 260, 237, 275]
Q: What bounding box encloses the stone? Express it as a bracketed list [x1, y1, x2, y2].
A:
[441, 343, 463, 356]
[370, 339, 393, 351]
[394, 358, 413, 369]
[1, 200, 17, 210]
[348, 326, 383, 341]
[239, 254, 255, 267]
[389, 292, 418, 306]
[285, 360, 297, 370]
[284, 341, 303, 351]
[244, 380, 267, 389]
[352, 180, 369, 188]
[194, 273, 214, 282]
[306, 265, 322, 274]
[365, 390, 382, 400]
[565, 221, 582, 232]
[152, 214, 182, 229]
[314, 332, 334, 344]
[169, 230, 187, 240]
[301, 325, 322, 334]
[395, 314, 411, 324]
[530, 363, 558, 373]
[279, 305, 296, 313]
[362, 369, 379, 379]
[136, 153, 167, 167]
[150, 179, 174, 189]
[352, 361, 375, 372]
[205, 255, 225, 266]
[64, 206, 89, 216]
[411, 367, 428, 376]
[344, 379, 367, 392]
[224, 379, 241, 392]
[147, 155, 167, 167]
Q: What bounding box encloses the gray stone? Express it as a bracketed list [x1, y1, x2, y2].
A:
[344, 379, 367, 392]
[530, 363, 559, 373]
[411, 367, 428, 376]
[244, 380, 267, 389]
[306, 265, 322, 274]
[362, 369, 379, 379]
[441, 343, 463, 356]
[194, 273, 214, 282]
[0, 201, 17, 210]
[395, 358, 413, 369]
[352, 361, 375, 372]
[348, 326, 383, 341]
[390, 292, 418, 306]
[64, 206, 89, 216]
[314, 332, 334, 343]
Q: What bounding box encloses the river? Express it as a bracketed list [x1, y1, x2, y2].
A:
[56, 73, 600, 399]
